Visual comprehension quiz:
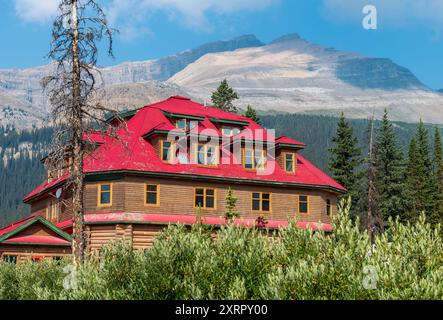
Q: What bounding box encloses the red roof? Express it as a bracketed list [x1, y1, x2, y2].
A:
[24, 96, 346, 202]
[3, 235, 71, 245]
[0, 216, 72, 246]
[0, 215, 35, 237]
[276, 135, 306, 147]
[57, 212, 333, 232]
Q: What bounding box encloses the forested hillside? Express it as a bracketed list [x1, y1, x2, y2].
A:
[260, 114, 428, 171]
[0, 115, 441, 227]
[0, 126, 52, 226]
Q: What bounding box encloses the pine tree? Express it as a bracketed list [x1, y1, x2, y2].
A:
[211, 79, 239, 113]
[244, 105, 261, 125]
[433, 127, 443, 222]
[374, 110, 407, 221]
[406, 121, 439, 224]
[224, 187, 240, 222]
[328, 113, 362, 208]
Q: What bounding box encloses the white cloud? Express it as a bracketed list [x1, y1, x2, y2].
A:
[14, 0, 59, 23]
[13, 0, 278, 40]
[322, 0, 443, 28]
[105, 0, 279, 40]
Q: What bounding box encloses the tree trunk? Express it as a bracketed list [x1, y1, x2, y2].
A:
[71, 0, 86, 267]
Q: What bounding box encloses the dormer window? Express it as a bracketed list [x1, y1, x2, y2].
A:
[176, 119, 197, 131]
[222, 126, 240, 137]
[242, 148, 266, 170]
[196, 143, 218, 166]
[283, 152, 296, 173]
[161, 141, 174, 162]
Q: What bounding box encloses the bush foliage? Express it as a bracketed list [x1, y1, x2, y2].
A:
[1, 200, 443, 300]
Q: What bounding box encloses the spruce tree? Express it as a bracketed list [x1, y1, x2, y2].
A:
[374, 110, 407, 221]
[244, 105, 261, 125]
[406, 121, 439, 224]
[433, 127, 443, 222]
[211, 79, 239, 113]
[328, 113, 362, 207]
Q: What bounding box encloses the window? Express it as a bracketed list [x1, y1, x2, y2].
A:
[243, 148, 266, 170]
[196, 143, 218, 166]
[98, 183, 112, 207]
[222, 126, 240, 137]
[176, 119, 197, 131]
[298, 195, 309, 214]
[3, 255, 17, 264]
[145, 184, 160, 206]
[46, 200, 60, 221]
[194, 188, 216, 209]
[326, 199, 331, 216]
[161, 140, 174, 162]
[251, 192, 271, 212]
[284, 153, 296, 173]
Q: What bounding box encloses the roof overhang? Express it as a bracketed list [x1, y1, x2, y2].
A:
[58, 212, 333, 232]
[85, 170, 347, 194]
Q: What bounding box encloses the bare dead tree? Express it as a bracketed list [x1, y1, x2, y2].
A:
[42, 0, 121, 266]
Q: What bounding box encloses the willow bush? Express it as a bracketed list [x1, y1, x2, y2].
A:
[1, 201, 443, 300]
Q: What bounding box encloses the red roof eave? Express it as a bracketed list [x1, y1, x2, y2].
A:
[57, 213, 333, 232]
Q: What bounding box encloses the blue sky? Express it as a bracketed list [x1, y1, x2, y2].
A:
[0, 0, 442, 89]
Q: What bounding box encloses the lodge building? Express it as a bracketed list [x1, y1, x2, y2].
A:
[0, 96, 346, 262]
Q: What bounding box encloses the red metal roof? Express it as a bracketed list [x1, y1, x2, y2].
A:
[276, 135, 306, 147]
[23, 96, 346, 202]
[57, 212, 332, 232]
[3, 235, 71, 245]
[0, 215, 35, 237]
[0, 216, 72, 246]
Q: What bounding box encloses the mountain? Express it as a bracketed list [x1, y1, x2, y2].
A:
[0, 35, 262, 128]
[438, 89, 443, 94]
[169, 33, 443, 124]
[1, 32, 443, 127]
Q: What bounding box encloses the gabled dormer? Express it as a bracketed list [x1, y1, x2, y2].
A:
[275, 136, 306, 174]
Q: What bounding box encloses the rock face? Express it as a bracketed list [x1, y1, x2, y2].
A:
[0, 35, 263, 128]
[169, 33, 443, 124]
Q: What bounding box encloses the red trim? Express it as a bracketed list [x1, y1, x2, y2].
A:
[57, 212, 332, 232]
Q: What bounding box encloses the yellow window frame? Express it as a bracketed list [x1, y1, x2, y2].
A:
[97, 183, 113, 207]
[160, 140, 175, 163]
[195, 143, 219, 166]
[298, 195, 310, 214]
[144, 184, 160, 207]
[326, 199, 331, 216]
[283, 152, 296, 173]
[242, 148, 266, 170]
[251, 192, 272, 213]
[193, 187, 217, 210]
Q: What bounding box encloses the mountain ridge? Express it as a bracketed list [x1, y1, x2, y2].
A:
[1, 33, 442, 127]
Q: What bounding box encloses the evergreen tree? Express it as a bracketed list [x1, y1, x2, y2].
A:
[433, 127, 443, 222]
[211, 79, 239, 113]
[434, 127, 443, 190]
[406, 121, 439, 224]
[224, 187, 240, 222]
[374, 110, 407, 221]
[244, 105, 261, 125]
[328, 113, 362, 207]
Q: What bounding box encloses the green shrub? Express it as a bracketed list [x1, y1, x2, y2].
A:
[1, 202, 442, 300]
